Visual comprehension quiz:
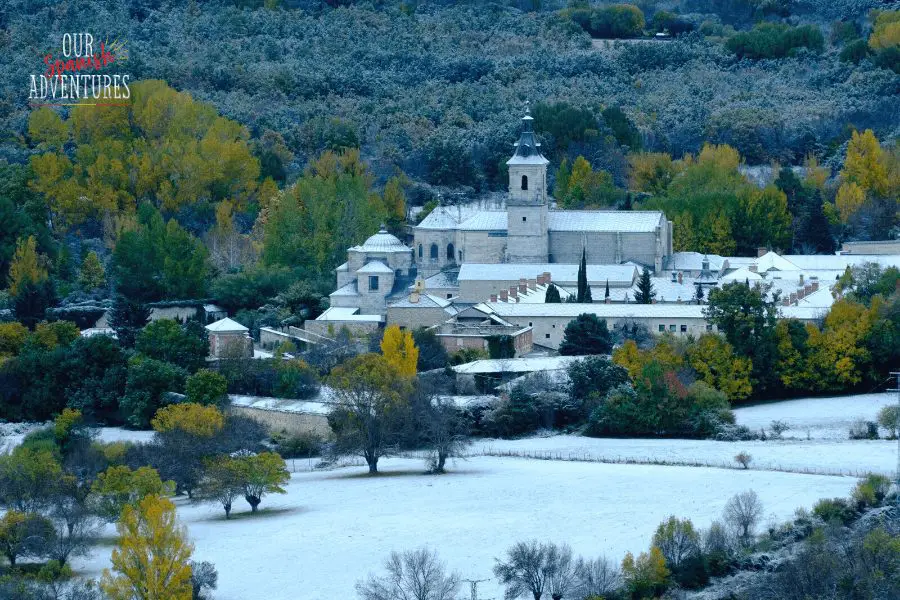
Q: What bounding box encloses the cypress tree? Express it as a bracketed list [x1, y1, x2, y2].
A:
[605, 279, 610, 300]
[635, 267, 656, 304]
[577, 248, 592, 303]
[545, 283, 562, 303]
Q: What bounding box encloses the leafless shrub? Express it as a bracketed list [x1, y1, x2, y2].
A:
[574, 556, 621, 599]
[734, 451, 752, 469]
[357, 548, 460, 600]
[724, 490, 763, 543]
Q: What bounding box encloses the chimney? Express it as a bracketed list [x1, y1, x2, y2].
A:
[490, 294, 497, 302]
[537, 274, 545, 286]
[509, 286, 518, 299]
[749, 264, 758, 274]
[804, 284, 812, 296]
[782, 298, 790, 306]
[543, 271, 551, 283]
[799, 273, 804, 285]
[677, 272, 683, 284]
[519, 278, 527, 287]
[757, 247, 768, 258]
[528, 279, 536, 290]
[797, 288, 806, 300]
[500, 290, 508, 302]
[811, 281, 819, 292]
[519, 283, 527, 294]
[790, 292, 797, 304]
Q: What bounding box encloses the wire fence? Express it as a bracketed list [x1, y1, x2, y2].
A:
[287, 446, 887, 478]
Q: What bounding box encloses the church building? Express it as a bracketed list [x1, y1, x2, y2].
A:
[413, 107, 674, 278]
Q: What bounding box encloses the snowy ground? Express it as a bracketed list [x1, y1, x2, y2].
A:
[2, 392, 896, 599]
[73, 457, 856, 600]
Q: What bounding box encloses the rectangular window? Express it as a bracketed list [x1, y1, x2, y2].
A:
[529, 322, 533, 327]
[522, 216, 527, 222]
[669, 324, 676, 332]
[680, 325, 687, 333]
[658, 324, 665, 333]
[369, 276, 379, 291]
[446, 294, 452, 299]
[545, 333, 550, 339]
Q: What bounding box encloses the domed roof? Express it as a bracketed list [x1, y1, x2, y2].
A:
[358, 226, 410, 252]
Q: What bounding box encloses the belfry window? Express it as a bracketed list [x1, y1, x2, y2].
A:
[418, 244, 423, 258]
[430, 244, 438, 260]
[521, 175, 528, 190]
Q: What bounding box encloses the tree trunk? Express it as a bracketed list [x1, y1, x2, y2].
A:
[246, 495, 261, 512]
[366, 455, 378, 474]
[436, 452, 447, 473]
[224, 501, 232, 519]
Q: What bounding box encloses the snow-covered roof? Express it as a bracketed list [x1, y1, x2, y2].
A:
[350, 226, 410, 253]
[664, 252, 726, 272]
[756, 251, 801, 272]
[81, 327, 117, 338]
[721, 267, 762, 281]
[203, 303, 226, 313]
[459, 211, 507, 231]
[329, 282, 360, 298]
[411, 270, 459, 290]
[479, 302, 707, 319]
[416, 205, 485, 230]
[390, 293, 455, 310]
[315, 307, 383, 322]
[335, 262, 349, 272]
[548, 210, 664, 233]
[783, 254, 900, 271]
[452, 355, 583, 375]
[459, 263, 637, 285]
[205, 317, 248, 333]
[357, 260, 394, 274]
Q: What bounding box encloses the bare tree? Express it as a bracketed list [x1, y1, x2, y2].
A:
[545, 544, 576, 600]
[494, 541, 552, 600]
[573, 556, 621, 599]
[724, 490, 763, 543]
[191, 561, 219, 600]
[423, 396, 470, 474]
[357, 548, 460, 600]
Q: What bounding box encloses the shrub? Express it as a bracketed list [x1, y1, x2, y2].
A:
[734, 452, 752, 469]
[877, 405, 899, 438]
[185, 369, 229, 407]
[848, 419, 879, 440]
[852, 473, 892, 509]
[726, 23, 824, 60]
[812, 498, 856, 525]
[270, 431, 323, 459]
[769, 420, 789, 439]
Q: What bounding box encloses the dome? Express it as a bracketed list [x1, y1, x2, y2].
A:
[359, 226, 409, 252]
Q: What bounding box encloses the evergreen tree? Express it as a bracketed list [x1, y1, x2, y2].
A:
[635, 267, 656, 304]
[78, 251, 106, 291]
[559, 313, 613, 356]
[109, 294, 151, 349]
[694, 284, 705, 304]
[12, 278, 55, 330]
[576, 248, 593, 303]
[545, 283, 561, 303]
[605, 279, 610, 300]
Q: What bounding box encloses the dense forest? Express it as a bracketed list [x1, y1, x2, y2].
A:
[0, 0, 897, 316]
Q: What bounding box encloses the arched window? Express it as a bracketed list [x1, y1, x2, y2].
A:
[447, 243, 455, 261]
[521, 174, 528, 191]
[418, 244, 423, 258]
[430, 243, 438, 260]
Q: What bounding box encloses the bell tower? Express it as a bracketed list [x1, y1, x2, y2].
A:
[506, 103, 549, 263]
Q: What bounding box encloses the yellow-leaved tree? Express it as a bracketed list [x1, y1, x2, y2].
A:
[380, 324, 419, 377]
[7, 236, 47, 296]
[151, 403, 225, 437]
[101, 494, 194, 600]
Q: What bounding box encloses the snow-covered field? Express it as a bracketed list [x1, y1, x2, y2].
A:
[2, 392, 896, 599]
[73, 457, 855, 600]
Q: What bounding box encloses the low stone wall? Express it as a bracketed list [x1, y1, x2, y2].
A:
[228, 405, 331, 438]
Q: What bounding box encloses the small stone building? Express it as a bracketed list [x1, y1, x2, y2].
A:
[206, 317, 253, 359]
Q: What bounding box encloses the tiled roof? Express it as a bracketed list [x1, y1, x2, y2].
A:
[452, 355, 583, 374]
[480, 302, 707, 319]
[315, 307, 383, 322]
[548, 210, 664, 233]
[664, 252, 726, 271]
[349, 226, 410, 253]
[389, 293, 454, 309]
